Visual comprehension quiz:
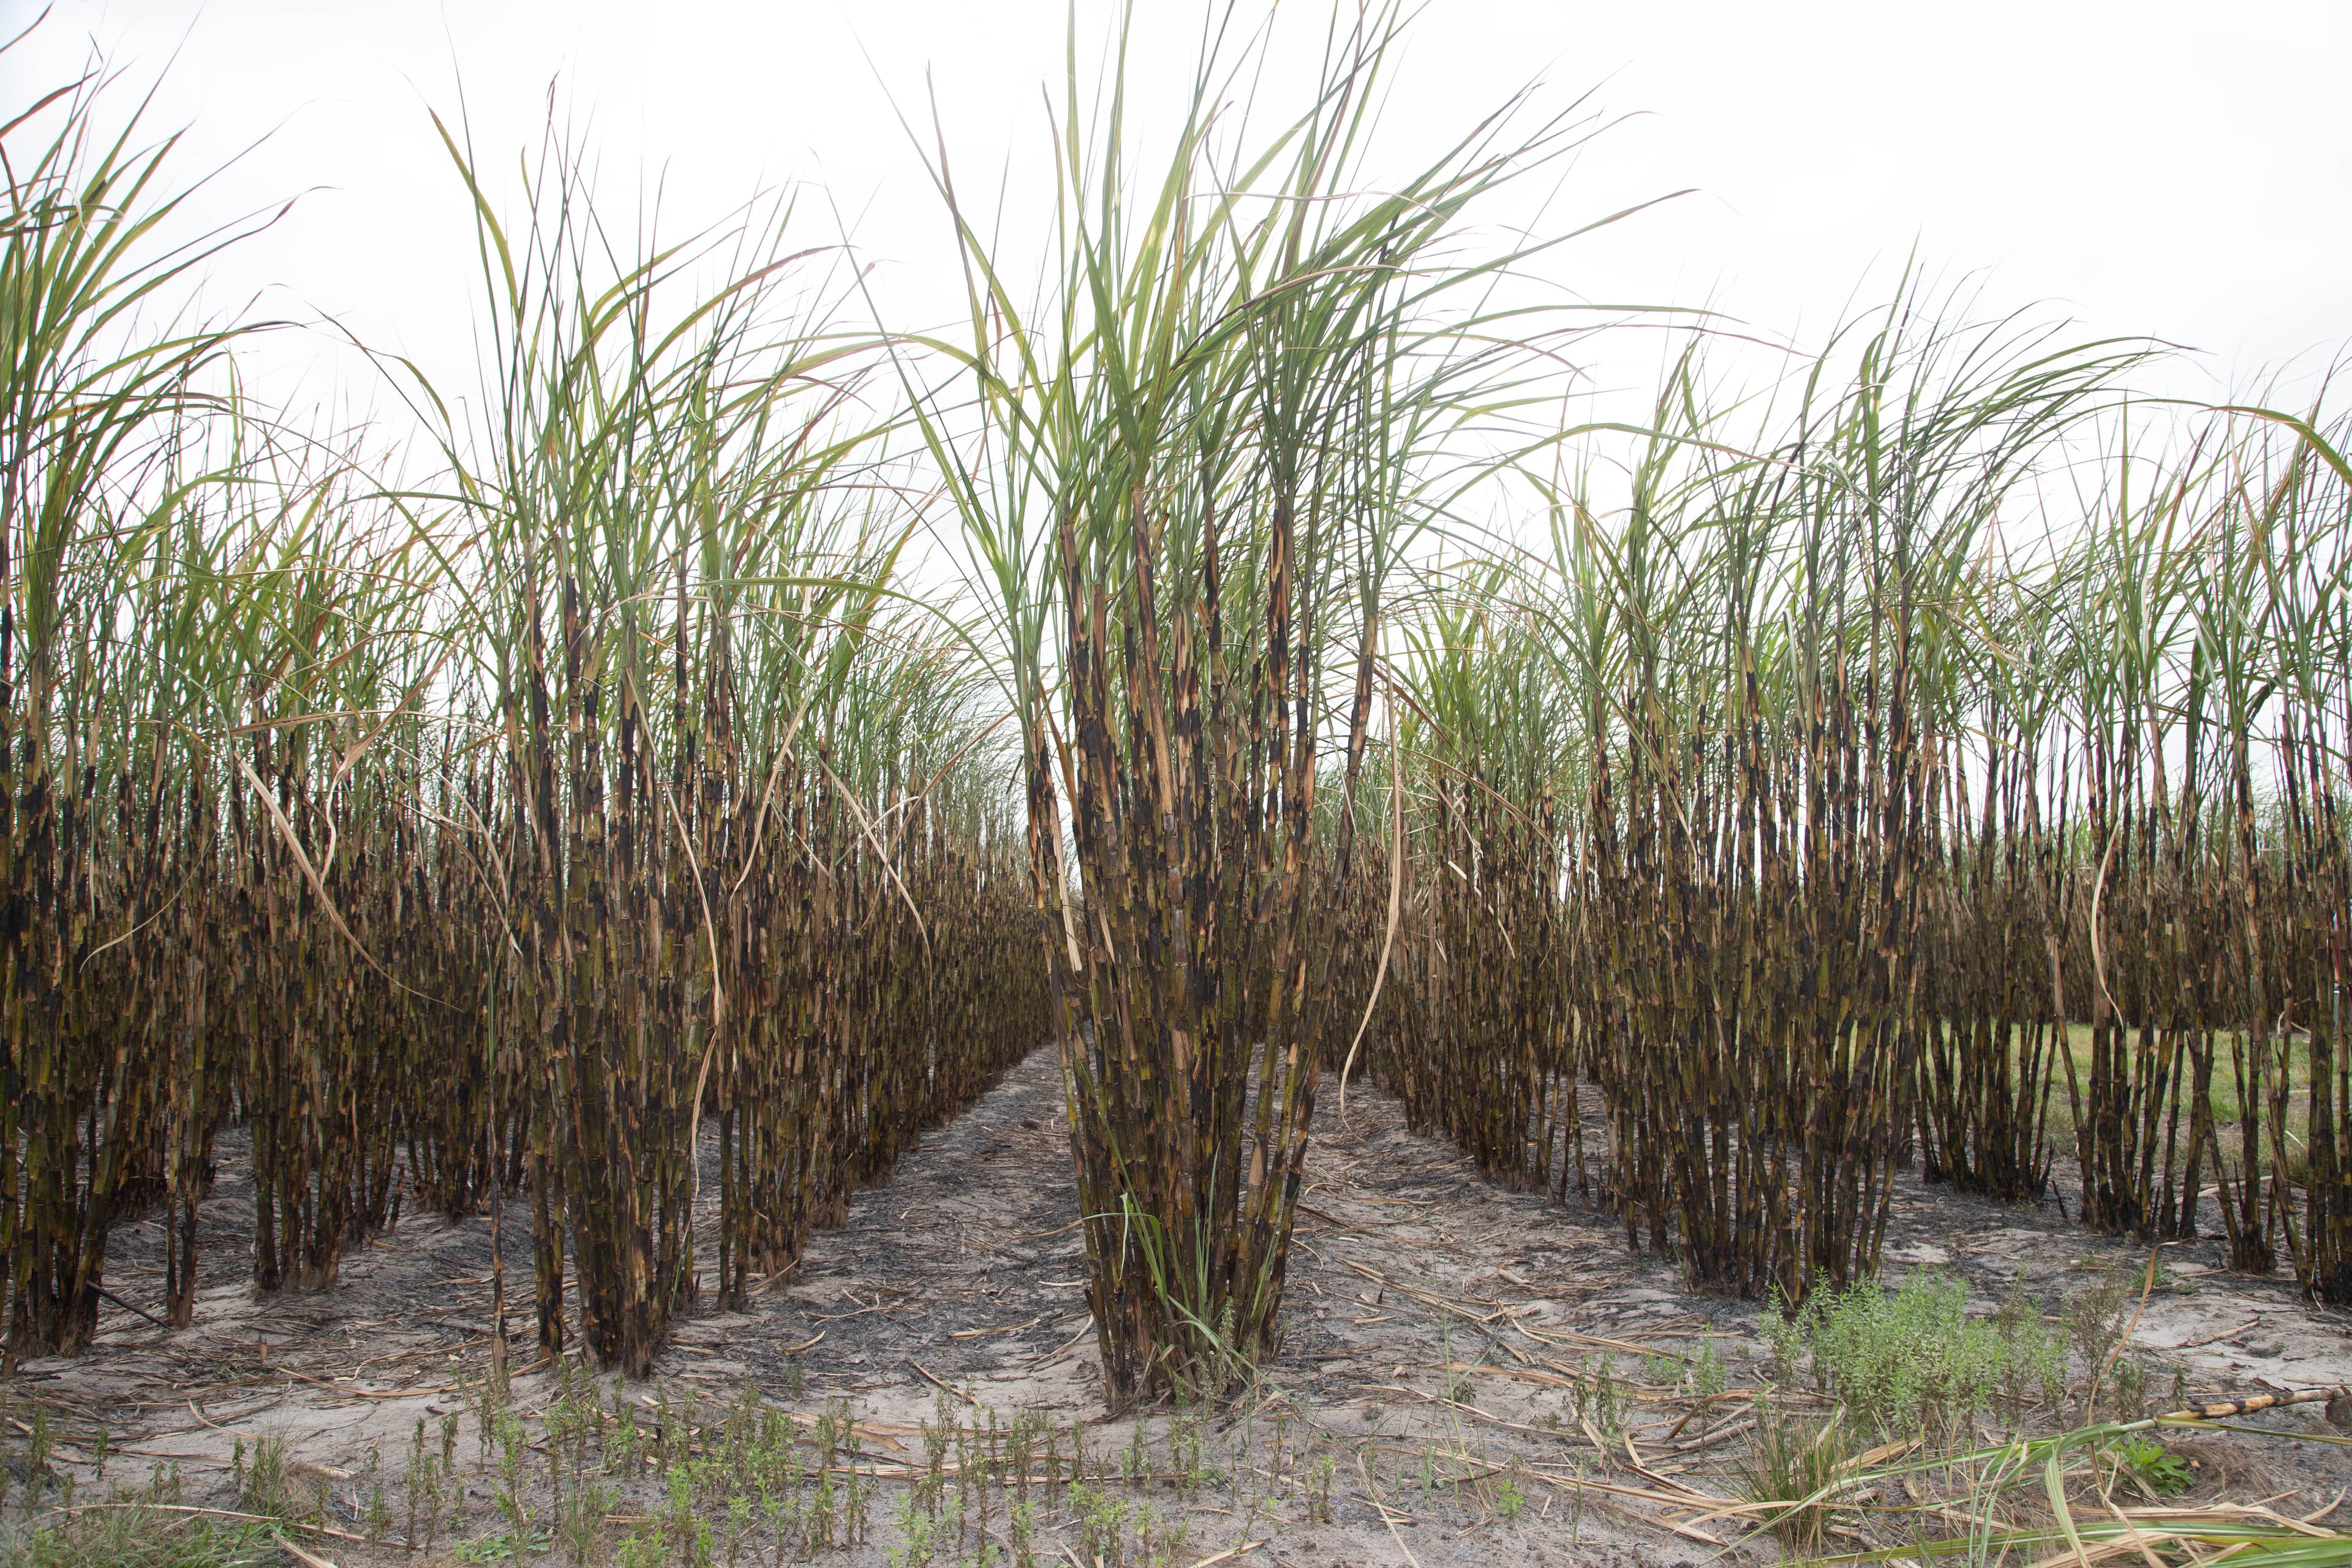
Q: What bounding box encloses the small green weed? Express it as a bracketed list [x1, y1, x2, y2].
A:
[228, 1433, 300, 1521]
[2068, 1264, 2135, 1413]
[1691, 1336, 1728, 1398]
[2113, 1434, 2192, 1497]
[889, 1493, 936, 1567]
[1991, 1281, 2068, 1415]
[454, 1528, 556, 1564]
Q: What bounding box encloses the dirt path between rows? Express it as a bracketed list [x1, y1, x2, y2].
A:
[9, 1046, 2352, 1566]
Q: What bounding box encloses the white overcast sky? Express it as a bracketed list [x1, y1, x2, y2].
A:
[9, 0, 2350, 439]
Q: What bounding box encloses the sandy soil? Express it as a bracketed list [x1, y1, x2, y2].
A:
[7, 1046, 2352, 1566]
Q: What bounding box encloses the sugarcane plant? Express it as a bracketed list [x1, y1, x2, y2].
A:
[900, 4, 1607, 1404]
[0, 40, 289, 1355]
[417, 107, 1046, 1374]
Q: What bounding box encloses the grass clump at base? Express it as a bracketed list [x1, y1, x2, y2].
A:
[12, 1517, 277, 1568]
[9, 1477, 279, 1568]
[1735, 1405, 1854, 1555]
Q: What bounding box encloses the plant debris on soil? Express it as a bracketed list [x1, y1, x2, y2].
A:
[7, 1046, 2352, 1566]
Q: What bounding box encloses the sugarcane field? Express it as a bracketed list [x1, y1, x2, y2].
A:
[4, 3, 2351, 1564]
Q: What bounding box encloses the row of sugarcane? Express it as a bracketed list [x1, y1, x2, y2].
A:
[1, 669, 1043, 1368]
[0, 73, 1050, 1370]
[1350, 310, 2352, 1313]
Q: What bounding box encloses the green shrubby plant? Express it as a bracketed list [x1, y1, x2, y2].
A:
[1768, 1272, 2010, 1434]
